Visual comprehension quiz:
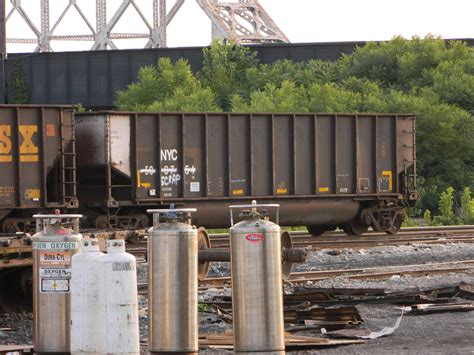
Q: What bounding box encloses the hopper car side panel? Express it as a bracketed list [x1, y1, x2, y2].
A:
[75, 112, 416, 230]
[0, 105, 78, 232]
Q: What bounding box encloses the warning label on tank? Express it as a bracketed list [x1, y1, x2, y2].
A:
[39, 251, 72, 267]
[41, 278, 70, 293]
[112, 262, 135, 271]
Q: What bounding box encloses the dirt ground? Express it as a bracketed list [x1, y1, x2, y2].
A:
[1, 242, 474, 354]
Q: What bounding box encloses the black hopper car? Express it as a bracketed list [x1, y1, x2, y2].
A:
[0, 106, 417, 236]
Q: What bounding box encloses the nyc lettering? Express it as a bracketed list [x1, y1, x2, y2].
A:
[161, 149, 178, 161]
[0, 124, 39, 162]
[160, 148, 181, 187]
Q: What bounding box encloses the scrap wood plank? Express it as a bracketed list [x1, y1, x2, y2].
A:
[198, 332, 365, 349]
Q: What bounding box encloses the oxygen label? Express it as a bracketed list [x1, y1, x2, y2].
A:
[38, 251, 72, 293]
[33, 241, 79, 250]
[245, 233, 265, 244]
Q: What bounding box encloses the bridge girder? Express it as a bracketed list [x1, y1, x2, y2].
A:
[5, 0, 287, 52]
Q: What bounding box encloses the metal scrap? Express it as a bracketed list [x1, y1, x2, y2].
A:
[198, 331, 365, 350]
[401, 302, 474, 314]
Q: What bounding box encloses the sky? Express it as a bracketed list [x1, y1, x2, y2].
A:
[5, 0, 474, 53]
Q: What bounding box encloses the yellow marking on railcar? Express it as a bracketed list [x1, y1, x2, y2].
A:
[382, 170, 393, 191]
[319, 187, 329, 193]
[232, 189, 244, 196]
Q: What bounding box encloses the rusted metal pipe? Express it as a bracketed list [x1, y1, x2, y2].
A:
[198, 248, 307, 263]
[282, 248, 307, 263]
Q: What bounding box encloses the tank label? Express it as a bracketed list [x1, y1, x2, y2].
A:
[112, 262, 135, 271]
[38, 249, 73, 293]
[33, 241, 79, 250]
[40, 278, 70, 293]
[39, 251, 72, 267]
[39, 268, 71, 278]
[245, 233, 265, 244]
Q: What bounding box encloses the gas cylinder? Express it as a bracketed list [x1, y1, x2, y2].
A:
[101, 239, 140, 354]
[70, 238, 106, 354]
[229, 201, 285, 353]
[147, 208, 198, 354]
[32, 211, 82, 354]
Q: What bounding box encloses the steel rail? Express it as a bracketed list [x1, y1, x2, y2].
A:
[197, 259, 474, 288]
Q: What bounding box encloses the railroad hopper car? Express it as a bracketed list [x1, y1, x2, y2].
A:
[75, 112, 417, 235]
[0, 105, 78, 232]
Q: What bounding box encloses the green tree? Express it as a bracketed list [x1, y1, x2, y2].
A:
[433, 186, 457, 225]
[459, 188, 474, 224]
[232, 81, 307, 113]
[116, 58, 218, 112]
[199, 40, 259, 111]
[11, 61, 29, 104]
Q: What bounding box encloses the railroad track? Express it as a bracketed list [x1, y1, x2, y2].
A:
[135, 259, 474, 293]
[195, 259, 474, 289]
[3, 226, 474, 267]
[105, 225, 474, 262]
[209, 226, 474, 250]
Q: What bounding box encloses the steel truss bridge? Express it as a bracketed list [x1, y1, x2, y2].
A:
[4, 0, 288, 52]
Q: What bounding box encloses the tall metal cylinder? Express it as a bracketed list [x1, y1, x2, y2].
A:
[229, 202, 285, 353]
[147, 208, 198, 354]
[32, 212, 82, 354]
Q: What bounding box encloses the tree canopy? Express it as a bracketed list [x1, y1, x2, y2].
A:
[115, 37, 474, 214]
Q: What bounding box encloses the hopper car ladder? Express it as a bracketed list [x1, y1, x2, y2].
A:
[59, 113, 77, 207]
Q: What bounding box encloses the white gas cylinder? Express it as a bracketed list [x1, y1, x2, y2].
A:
[70, 238, 106, 354]
[101, 239, 140, 354]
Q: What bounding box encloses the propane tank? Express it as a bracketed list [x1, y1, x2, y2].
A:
[147, 208, 198, 354]
[32, 211, 82, 354]
[101, 239, 140, 354]
[229, 201, 285, 353]
[70, 238, 106, 354]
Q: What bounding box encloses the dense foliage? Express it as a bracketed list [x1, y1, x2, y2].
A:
[115, 37, 474, 216]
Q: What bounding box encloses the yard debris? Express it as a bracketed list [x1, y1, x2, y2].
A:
[206, 302, 363, 331]
[325, 310, 404, 340]
[284, 282, 474, 305]
[401, 302, 474, 314]
[284, 305, 363, 329]
[198, 330, 365, 350]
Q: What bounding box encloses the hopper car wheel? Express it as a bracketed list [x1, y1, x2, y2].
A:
[306, 225, 326, 236]
[127, 212, 149, 229]
[386, 214, 403, 235]
[81, 211, 100, 229]
[2, 219, 17, 233]
[307, 225, 337, 236]
[197, 227, 211, 282]
[342, 219, 369, 235]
